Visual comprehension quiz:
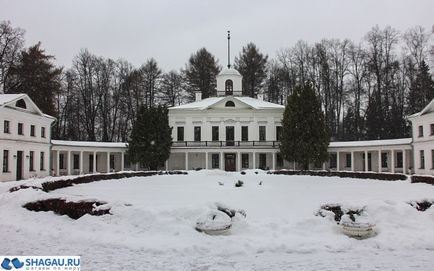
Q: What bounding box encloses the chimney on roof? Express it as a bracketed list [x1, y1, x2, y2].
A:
[195, 91, 202, 101]
[257, 94, 264, 101]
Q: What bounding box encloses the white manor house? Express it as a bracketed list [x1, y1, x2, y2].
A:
[1, 67, 434, 182]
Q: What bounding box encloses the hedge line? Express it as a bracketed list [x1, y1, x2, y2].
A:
[10, 170, 187, 193]
[23, 198, 110, 219]
[271, 170, 407, 181]
[410, 175, 434, 186]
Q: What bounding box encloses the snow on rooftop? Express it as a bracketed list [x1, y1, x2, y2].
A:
[0, 94, 26, 106]
[329, 138, 412, 148]
[170, 96, 284, 110]
[52, 140, 127, 148]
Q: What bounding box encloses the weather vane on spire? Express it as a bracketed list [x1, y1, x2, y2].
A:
[227, 30, 231, 69]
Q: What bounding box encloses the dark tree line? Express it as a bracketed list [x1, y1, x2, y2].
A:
[1, 20, 434, 143]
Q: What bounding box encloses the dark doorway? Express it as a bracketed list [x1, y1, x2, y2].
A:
[16, 151, 23, 181]
[225, 153, 236, 171]
[259, 153, 267, 170]
[89, 154, 94, 172]
[226, 126, 234, 146]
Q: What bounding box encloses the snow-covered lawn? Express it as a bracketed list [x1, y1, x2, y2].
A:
[1, 170, 434, 270]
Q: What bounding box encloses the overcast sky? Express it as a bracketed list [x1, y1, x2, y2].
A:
[1, 0, 433, 71]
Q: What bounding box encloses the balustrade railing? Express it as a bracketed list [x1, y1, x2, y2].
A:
[172, 140, 281, 148]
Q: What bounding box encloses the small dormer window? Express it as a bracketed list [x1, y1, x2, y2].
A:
[225, 101, 235, 107]
[16, 99, 27, 109]
[225, 79, 233, 95]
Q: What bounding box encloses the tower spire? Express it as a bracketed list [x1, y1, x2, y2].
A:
[227, 30, 231, 69]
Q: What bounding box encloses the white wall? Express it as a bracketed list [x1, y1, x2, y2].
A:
[0, 105, 53, 182]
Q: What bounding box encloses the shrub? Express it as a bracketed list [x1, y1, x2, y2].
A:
[411, 175, 434, 186]
[23, 198, 110, 219]
[272, 170, 407, 181]
[235, 180, 244, 187]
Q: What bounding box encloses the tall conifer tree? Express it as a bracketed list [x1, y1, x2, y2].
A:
[128, 105, 172, 170]
[280, 84, 329, 170]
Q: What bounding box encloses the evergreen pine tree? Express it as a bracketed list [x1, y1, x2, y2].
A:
[183, 48, 220, 100]
[280, 84, 329, 170]
[7, 42, 62, 116]
[234, 43, 268, 98]
[128, 105, 172, 170]
[407, 60, 434, 114]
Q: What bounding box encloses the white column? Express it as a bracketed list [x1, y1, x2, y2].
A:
[67, 151, 72, 176]
[205, 152, 209, 170]
[252, 152, 256, 169]
[56, 150, 60, 176]
[351, 151, 354, 172]
[402, 149, 406, 174]
[391, 149, 395, 173]
[106, 152, 111, 173]
[220, 152, 224, 170]
[336, 152, 340, 171]
[364, 151, 368, 172]
[120, 152, 124, 171]
[378, 150, 382, 173]
[293, 161, 296, 170]
[79, 151, 83, 174]
[272, 152, 276, 170]
[185, 152, 189, 170]
[165, 160, 169, 171]
[322, 162, 326, 170]
[93, 151, 97, 173]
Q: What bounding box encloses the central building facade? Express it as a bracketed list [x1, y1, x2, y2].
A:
[167, 68, 288, 171]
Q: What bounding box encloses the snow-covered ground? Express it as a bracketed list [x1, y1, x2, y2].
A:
[1, 170, 434, 270]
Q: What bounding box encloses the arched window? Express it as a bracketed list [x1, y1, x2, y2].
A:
[225, 101, 235, 107]
[16, 99, 27, 109]
[225, 79, 233, 95]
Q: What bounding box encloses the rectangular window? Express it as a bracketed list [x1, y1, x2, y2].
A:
[30, 125, 35, 137]
[432, 150, 434, 169]
[420, 150, 425, 169]
[329, 153, 337, 168]
[2, 150, 8, 172]
[276, 126, 282, 141]
[419, 125, 424, 137]
[346, 153, 351, 168]
[110, 155, 115, 170]
[59, 153, 65, 170]
[41, 127, 46, 138]
[259, 126, 266, 141]
[73, 154, 80, 170]
[18, 123, 23, 135]
[177, 127, 184, 141]
[381, 152, 388, 168]
[276, 153, 284, 167]
[194, 126, 201, 141]
[211, 154, 219, 169]
[431, 124, 434, 136]
[29, 151, 34, 171]
[241, 126, 248, 141]
[259, 153, 267, 169]
[396, 151, 403, 168]
[4, 120, 10, 133]
[212, 126, 219, 141]
[242, 153, 249, 168]
[40, 152, 45, 170]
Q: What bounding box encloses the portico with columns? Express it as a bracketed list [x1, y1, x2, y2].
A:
[51, 140, 128, 176]
[326, 138, 413, 174]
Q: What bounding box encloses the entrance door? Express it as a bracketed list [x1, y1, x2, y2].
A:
[225, 153, 236, 171]
[226, 126, 234, 146]
[259, 153, 267, 170]
[16, 151, 23, 181]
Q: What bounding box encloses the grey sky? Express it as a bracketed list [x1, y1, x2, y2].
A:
[1, 0, 433, 71]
